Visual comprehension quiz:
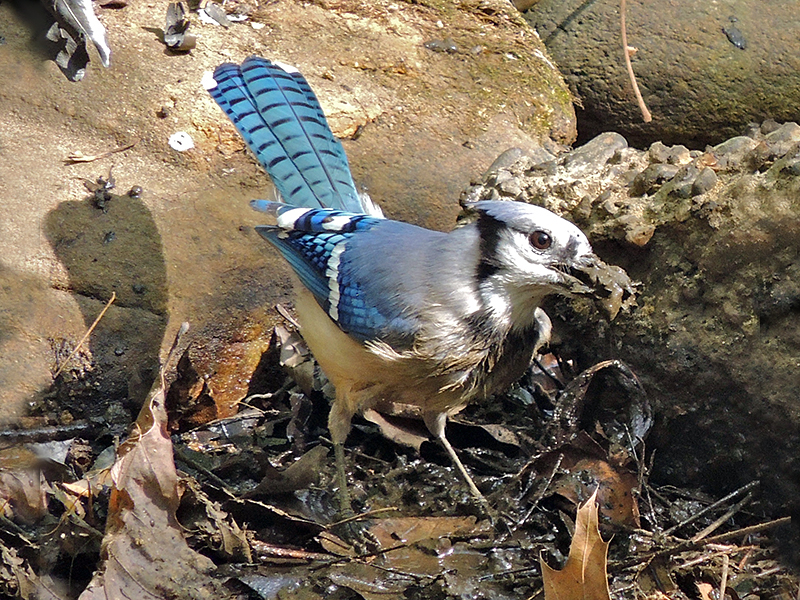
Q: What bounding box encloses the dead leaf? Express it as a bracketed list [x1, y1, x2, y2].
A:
[246, 445, 329, 497]
[79, 384, 223, 600]
[697, 582, 714, 600]
[541, 489, 611, 600]
[362, 408, 429, 451]
[0, 470, 48, 525]
[550, 456, 640, 529]
[0, 541, 63, 600]
[320, 516, 490, 598]
[191, 481, 251, 562]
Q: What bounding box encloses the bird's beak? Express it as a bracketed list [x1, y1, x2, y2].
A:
[560, 255, 637, 319]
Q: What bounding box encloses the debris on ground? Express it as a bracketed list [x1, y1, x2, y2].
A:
[0, 316, 795, 599]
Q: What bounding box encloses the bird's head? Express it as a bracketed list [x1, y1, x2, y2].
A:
[464, 201, 636, 324]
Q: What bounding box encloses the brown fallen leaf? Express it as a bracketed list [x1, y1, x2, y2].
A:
[79, 382, 224, 600]
[245, 445, 329, 497]
[550, 455, 640, 529]
[541, 489, 611, 600]
[0, 469, 48, 525]
[696, 582, 714, 600]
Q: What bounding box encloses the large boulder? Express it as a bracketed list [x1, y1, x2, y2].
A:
[524, 0, 800, 147]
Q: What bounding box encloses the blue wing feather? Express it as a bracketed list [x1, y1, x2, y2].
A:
[207, 57, 363, 212]
[255, 208, 420, 345]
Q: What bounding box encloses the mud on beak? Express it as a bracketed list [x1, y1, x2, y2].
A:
[560, 254, 637, 319]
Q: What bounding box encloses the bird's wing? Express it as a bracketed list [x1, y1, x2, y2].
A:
[204, 56, 364, 213]
[254, 204, 427, 347]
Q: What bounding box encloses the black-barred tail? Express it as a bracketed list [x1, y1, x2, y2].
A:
[203, 56, 364, 213]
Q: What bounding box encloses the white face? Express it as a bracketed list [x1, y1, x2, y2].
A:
[497, 225, 592, 286]
[475, 203, 596, 327]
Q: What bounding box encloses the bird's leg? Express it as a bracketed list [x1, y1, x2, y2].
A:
[424, 412, 484, 501]
[328, 398, 355, 516]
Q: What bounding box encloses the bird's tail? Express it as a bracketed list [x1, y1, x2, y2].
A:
[203, 56, 368, 214]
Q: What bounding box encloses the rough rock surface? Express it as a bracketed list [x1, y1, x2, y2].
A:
[0, 0, 574, 421]
[524, 0, 800, 147]
[463, 122, 800, 555]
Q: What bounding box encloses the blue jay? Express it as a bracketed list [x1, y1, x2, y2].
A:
[203, 57, 632, 511]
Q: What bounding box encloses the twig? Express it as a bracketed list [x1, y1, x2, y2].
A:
[719, 554, 729, 600]
[53, 292, 116, 379]
[173, 446, 236, 492]
[620, 0, 652, 122]
[0, 419, 104, 444]
[610, 516, 790, 569]
[662, 480, 758, 537]
[518, 453, 563, 527]
[250, 538, 335, 563]
[701, 516, 791, 545]
[64, 140, 138, 164]
[330, 506, 398, 527]
[692, 492, 753, 542]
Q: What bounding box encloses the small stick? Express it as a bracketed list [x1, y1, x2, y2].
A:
[720, 554, 729, 600]
[53, 292, 116, 379]
[702, 516, 791, 545]
[620, 0, 652, 122]
[610, 516, 790, 570]
[662, 480, 758, 537]
[692, 492, 753, 542]
[65, 141, 138, 164]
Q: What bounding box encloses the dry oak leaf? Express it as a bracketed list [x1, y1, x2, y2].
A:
[79, 384, 224, 600]
[541, 488, 611, 600]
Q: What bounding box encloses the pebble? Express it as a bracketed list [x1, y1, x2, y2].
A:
[691, 167, 718, 196]
[649, 141, 691, 165]
[782, 160, 800, 176]
[648, 141, 671, 164]
[630, 163, 680, 196]
[713, 136, 759, 169]
[746, 141, 776, 171]
[722, 25, 746, 49]
[764, 122, 800, 141]
[760, 119, 781, 135]
[562, 132, 628, 173]
[424, 38, 457, 53]
[669, 164, 700, 198]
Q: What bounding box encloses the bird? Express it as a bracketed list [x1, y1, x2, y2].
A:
[203, 57, 632, 512]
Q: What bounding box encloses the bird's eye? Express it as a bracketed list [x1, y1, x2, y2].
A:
[529, 230, 552, 250]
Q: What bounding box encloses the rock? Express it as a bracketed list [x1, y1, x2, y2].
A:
[524, 0, 800, 147]
[713, 136, 760, 170]
[464, 123, 800, 554]
[665, 164, 699, 199]
[486, 147, 528, 173]
[562, 131, 628, 174]
[630, 163, 680, 196]
[691, 167, 718, 196]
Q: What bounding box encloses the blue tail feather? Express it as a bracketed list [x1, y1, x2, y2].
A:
[206, 56, 363, 213]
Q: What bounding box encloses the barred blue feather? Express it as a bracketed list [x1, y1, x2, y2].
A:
[205, 57, 363, 212]
[252, 201, 421, 344]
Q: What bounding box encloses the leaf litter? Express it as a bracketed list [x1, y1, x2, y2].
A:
[0, 320, 797, 599]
